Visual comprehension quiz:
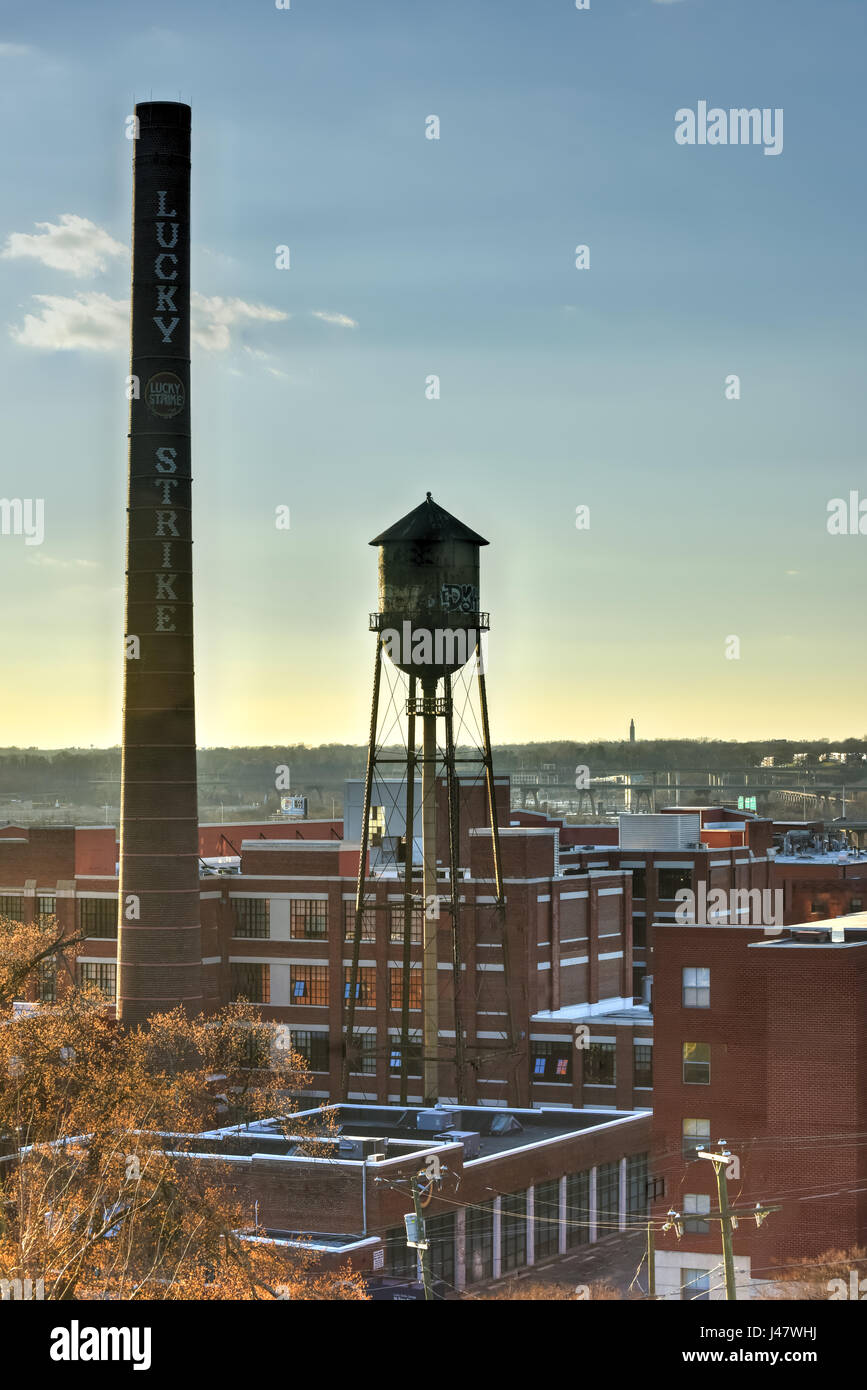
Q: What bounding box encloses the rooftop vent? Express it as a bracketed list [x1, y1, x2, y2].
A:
[417, 1108, 458, 1133]
[489, 1112, 522, 1136]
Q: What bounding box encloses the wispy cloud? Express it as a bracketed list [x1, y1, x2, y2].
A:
[9, 288, 288, 353]
[191, 293, 288, 351]
[2, 215, 127, 278]
[311, 310, 357, 328]
[0, 42, 33, 56]
[27, 554, 100, 570]
[10, 291, 126, 350]
[4, 213, 289, 351]
[651, 1, 688, 5]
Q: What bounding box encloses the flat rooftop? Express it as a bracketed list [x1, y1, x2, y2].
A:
[204, 1102, 640, 1163]
[750, 915, 867, 949]
[774, 851, 867, 865]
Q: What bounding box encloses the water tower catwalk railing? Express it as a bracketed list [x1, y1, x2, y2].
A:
[340, 496, 522, 1107]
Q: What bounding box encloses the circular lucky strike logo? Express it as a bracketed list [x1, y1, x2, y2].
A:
[144, 371, 185, 419]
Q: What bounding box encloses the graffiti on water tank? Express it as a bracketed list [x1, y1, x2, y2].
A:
[440, 583, 477, 613]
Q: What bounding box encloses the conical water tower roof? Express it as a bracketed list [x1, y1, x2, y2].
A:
[369, 492, 488, 547]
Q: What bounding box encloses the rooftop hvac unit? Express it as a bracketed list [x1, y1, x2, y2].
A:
[439, 1130, 481, 1160]
[417, 1108, 457, 1133]
[338, 1137, 386, 1159]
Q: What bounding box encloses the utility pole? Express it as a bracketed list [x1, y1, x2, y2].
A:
[696, 1142, 781, 1301]
[646, 1221, 655, 1299]
[700, 1146, 737, 1300]
[408, 1174, 433, 1301]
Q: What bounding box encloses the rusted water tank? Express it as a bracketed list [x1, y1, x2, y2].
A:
[369, 494, 488, 682]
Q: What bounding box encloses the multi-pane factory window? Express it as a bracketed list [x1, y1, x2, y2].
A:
[683, 1193, 711, 1235]
[78, 898, 118, 939]
[584, 1042, 616, 1086]
[682, 967, 710, 1008]
[500, 1190, 528, 1272]
[647, 1174, 666, 1203]
[37, 895, 56, 922]
[565, 1170, 590, 1248]
[683, 1042, 711, 1085]
[630, 868, 647, 898]
[368, 805, 386, 843]
[239, 1029, 271, 1070]
[682, 1118, 711, 1159]
[0, 895, 23, 921]
[230, 963, 270, 1005]
[466, 1204, 494, 1283]
[427, 1211, 455, 1288]
[534, 1178, 561, 1259]
[290, 966, 328, 1006]
[291, 1030, 330, 1073]
[681, 1267, 710, 1301]
[38, 956, 57, 1004]
[633, 1043, 653, 1088]
[388, 967, 422, 1011]
[389, 904, 423, 945]
[658, 867, 692, 898]
[289, 900, 327, 939]
[627, 1153, 649, 1219]
[384, 1227, 417, 1280]
[344, 967, 376, 1008]
[388, 1035, 423, 1075]
[233, 899, 269, 939]
[78, 962, 116, 998]
[352, 1033, 377, 1076]
[530, 1041, 571, 1082]
[343, 902, 377, 942]
[596, 1161, 620, 1235]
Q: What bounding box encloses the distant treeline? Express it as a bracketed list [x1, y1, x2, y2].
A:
[0, 739, 865, 800]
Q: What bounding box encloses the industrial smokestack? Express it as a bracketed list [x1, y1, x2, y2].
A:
[117, 102, 202, 1024]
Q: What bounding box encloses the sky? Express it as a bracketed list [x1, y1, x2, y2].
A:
[0, 0, 865, 748]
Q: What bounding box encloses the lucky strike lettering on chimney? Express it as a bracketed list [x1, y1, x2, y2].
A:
[144, 191, 184, 635]
[118, 103, 201, 1024]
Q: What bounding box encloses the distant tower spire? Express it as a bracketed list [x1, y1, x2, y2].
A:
[629, 718, 636, 743]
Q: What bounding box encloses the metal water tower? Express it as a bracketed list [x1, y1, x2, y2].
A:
[372, 491, 486, 681]
[342, 494, 514, 1106]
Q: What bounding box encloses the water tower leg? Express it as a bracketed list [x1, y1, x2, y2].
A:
[444, 674, 466, 1103]
[399, 674, 417, 1106]
[341, 635, 382, 1101]
[421, 677, 440, 1104]
[476, 646, 524, 1109]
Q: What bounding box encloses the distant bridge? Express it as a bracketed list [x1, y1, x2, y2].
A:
[507, 768, 866, 816]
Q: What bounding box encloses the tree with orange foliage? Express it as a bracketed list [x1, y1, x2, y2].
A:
[0, 915, 366, 1301]
[758, 1247, 867, 1301]
[0, 908, 84, 1012]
